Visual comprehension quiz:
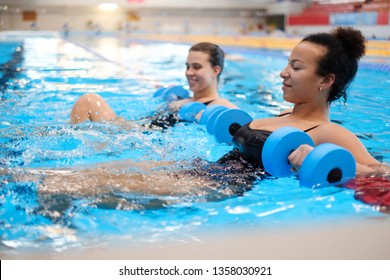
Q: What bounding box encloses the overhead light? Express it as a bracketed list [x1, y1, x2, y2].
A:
[98, 3, 118, 11]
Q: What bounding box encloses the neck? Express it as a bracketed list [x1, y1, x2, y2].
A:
[291, 102, 330, 122]
[193, 87, 219, 102]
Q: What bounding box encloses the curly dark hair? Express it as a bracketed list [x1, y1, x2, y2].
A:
[302, 26, 366, 103]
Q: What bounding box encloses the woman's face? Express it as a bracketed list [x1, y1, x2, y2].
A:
[279, 41, 326, 105]
[186, 51, 218, 94]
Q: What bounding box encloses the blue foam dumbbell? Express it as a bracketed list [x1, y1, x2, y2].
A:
[199, 104, 228, 125]
[153, 86, 190, 101]
[153, 87, 167, 98]
[299, 143, 356, 187]
[178, 101, 206, 122]
[262, 126, 356, 187]
[212, 109, 253, 143]
[262, 126, 315, 177]
[206, 106, 229, 135]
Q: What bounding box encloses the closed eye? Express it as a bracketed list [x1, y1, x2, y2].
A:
[290, 60, 303, 70]
[186, 63, 202, 70]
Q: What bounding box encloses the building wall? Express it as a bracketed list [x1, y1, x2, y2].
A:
[0, 3, 389, 39]
[0, 6, 267, 35]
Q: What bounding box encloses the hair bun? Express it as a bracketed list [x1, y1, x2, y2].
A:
[332, 27, 366, 60]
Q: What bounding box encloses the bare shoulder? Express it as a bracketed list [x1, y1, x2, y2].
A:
[311, 122, 379, 165]
[313, 122, 357, 144]
[214, 98, 237, 108]
[279, 108, 293, 115]
[250, 117, 276, 128]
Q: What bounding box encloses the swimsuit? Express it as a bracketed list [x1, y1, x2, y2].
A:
[217, 113, 320, 169]
[189, 112, 320, 195]
[148, 99, 216, 129]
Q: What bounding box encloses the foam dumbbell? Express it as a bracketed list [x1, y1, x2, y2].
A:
[299, 143, 356, 187]
[153, 85, 190, 101]
[261, 126, 356, 187]
[211, 109, 253, 143]
[178, 101, 206, 122]
[262, 126, 314, 177]
[199, 104, 228, 125]
[206, 106, 229, 135]
[153, 87, 167, 98]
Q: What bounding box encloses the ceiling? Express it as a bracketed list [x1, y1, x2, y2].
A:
[0, 0, 306, 9]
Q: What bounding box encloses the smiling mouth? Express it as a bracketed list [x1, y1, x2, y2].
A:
[187, 79, 198, 85]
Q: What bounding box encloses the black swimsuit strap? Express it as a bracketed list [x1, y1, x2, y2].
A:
[304, 125, 320, 133]
[203, 99, 216, 105]
[277, 112, 291, 117]
[277, 112, 320, 132]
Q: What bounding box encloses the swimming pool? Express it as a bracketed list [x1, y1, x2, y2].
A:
[0, 31, 389, 259]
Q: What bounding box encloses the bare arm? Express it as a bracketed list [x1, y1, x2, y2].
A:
[291, 123, 389, 177]
[313, 123, 380, 165]
[210, 97, 237, 109]
[288, 144, 389, 178]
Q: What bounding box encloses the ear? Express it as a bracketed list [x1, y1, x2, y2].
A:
[320, 73, 335, 90]
[213, 65, 221, 77]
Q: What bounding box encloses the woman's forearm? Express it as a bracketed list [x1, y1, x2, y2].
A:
[356, 162, 390, 178]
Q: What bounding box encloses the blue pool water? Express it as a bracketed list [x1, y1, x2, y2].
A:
[0, 32, 389, 254]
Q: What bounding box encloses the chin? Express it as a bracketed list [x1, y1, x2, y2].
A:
[189, 84, 199, 92]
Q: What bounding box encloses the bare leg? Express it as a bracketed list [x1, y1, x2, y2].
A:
[0, 160, 248, 212]
[2, 163, 218, 197]
[70, 93, 117, 124]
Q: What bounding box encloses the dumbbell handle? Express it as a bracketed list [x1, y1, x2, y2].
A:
[212, 109, 253, 144]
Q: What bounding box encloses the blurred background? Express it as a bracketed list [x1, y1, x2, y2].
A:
[0, 0, 389, 39]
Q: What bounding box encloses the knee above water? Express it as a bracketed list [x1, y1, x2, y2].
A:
[77, 93, 102, 106]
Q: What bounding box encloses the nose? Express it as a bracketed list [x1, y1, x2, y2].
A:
[186, 67, 194, 76]
[279, 67, 289, 79]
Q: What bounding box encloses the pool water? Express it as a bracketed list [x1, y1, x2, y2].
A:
[0, 32, 389, 255]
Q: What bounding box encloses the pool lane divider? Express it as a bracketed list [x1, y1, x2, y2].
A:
[360, 61, 390, 72]
[60, 36, 156, 82]
[61, 37, 129, 70]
